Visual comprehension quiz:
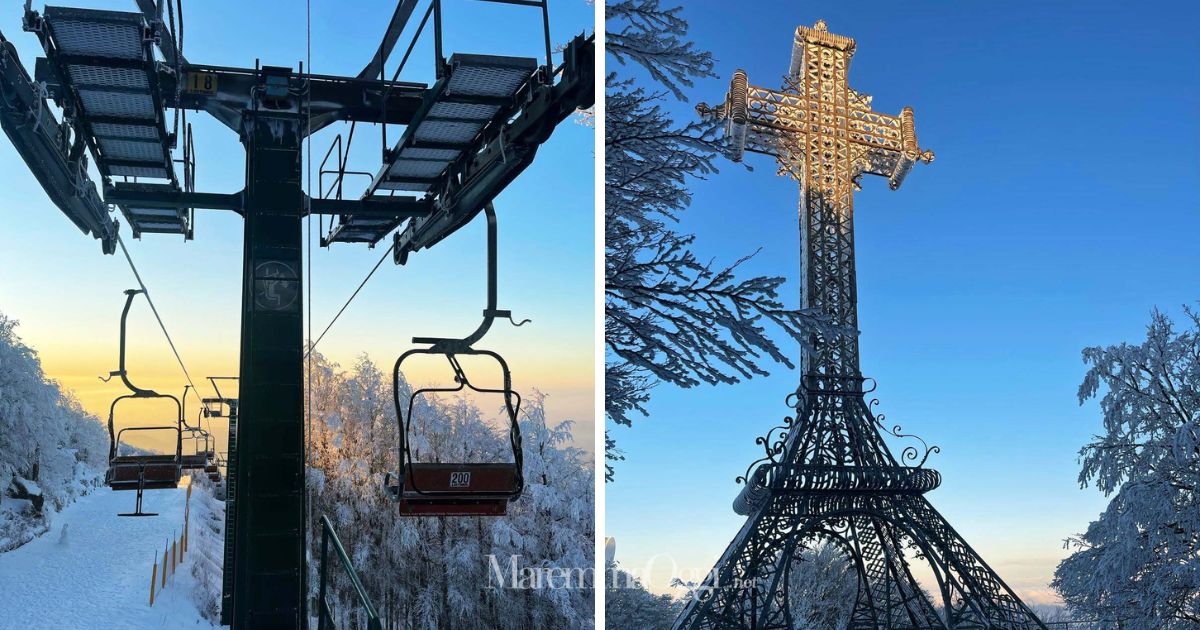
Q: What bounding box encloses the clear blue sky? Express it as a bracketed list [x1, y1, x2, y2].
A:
[606, 0, 1200, 606]
[0, 1, 595, 451]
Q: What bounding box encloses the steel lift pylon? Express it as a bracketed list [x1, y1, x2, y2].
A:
[0, 1, 593, 627]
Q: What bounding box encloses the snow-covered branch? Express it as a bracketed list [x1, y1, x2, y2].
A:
[604, 1, 824, 481]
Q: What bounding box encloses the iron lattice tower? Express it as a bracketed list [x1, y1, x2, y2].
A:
[674, 21, 1047, 630]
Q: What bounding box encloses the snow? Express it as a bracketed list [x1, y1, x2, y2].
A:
[0, 480, 220, 630]
[0, 311, 110, 550]
[13, 477, 40, 497]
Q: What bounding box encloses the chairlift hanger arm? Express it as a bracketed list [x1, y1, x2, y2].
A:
[205, 375, 236, 403]
[109, 289, 158, 396]
[408, 204, 519, 352]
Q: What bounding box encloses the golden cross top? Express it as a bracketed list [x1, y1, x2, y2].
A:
[698, 20, 934, 191]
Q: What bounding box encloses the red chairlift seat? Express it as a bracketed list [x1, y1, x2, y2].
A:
[107, 420, 184, 493]
[106, 455, 182, 490]
[180, 427, 216, 470]
[180, 453, 209, 470]
[107, 410, 182, 494]
[182, 379, 226, 482]
[106, 422, 183, 517]
[391, 463, 518, 516]
[204, 461, 221, 483]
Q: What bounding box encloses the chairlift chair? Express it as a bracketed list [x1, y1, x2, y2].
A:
[103, 289, 184, 516]
[384, 204, 526, 516]
[190, 424, 222, 483]
[180, 385, 219, 476]
[180, 426, 215, 470]
[204, 462, 222, 483]
[199, 382, 237, 483]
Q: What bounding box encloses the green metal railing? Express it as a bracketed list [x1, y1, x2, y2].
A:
[317, 515, 382, 630]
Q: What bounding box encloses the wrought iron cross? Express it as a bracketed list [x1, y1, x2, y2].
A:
[699, 19, 934, 383]
[676, 21, 1049, 630]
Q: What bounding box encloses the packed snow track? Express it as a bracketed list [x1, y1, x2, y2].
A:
[0, 482, 219, 630]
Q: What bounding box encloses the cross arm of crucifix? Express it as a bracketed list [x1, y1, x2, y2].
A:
[697, 70, 935, 191]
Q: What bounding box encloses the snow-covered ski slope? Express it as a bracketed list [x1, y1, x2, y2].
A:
[0, 481, 220, 630]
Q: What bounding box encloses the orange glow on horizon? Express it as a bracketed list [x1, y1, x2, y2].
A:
[37, 340, 594, 457]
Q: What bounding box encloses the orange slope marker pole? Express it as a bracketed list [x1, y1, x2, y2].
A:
[150, 553, 158, 606]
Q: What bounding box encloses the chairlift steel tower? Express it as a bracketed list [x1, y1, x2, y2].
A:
[0, 1, 592, 627]
[674, 21, 1046, 629]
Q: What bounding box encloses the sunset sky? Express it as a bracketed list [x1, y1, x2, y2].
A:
[0, 1, 595, 454]
[605, 0, 1200, 607]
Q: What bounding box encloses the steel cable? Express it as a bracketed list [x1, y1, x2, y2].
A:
[305, 241, 395, 359]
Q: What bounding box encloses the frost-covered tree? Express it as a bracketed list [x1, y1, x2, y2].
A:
[1053, 308, 1200, 628]
[305, 352, 594, 629]
[186, 473, 227, 622]
[0, 311, 108, 549]
[611, 543, 857, 630]
[783, 543, 857, 629]
[605, 0, 822, 480]
[1030, 605, 1097, 627]
[605, 562, 679, 630]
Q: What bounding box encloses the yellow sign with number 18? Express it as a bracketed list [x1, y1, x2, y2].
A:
[184, 71, 218, 95]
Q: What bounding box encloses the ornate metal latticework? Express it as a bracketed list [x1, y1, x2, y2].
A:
[676, 21, 1047, 630]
